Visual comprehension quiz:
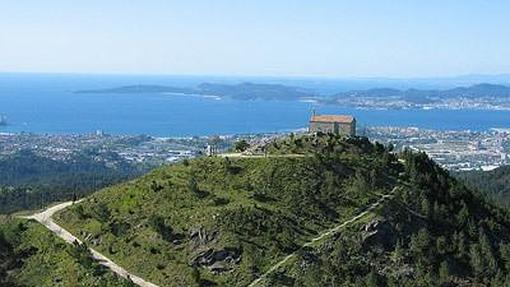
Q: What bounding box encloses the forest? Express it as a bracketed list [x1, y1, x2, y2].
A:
[0, 150, 149, 214]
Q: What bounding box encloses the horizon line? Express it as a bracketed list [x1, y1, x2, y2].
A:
[2, 70, 510, 82]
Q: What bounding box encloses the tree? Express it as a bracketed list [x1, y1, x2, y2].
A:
[234, 140, 250, 152]
[390, 240, 405, 265]
[470, 243, 484, 280]
[453, 231, 467, 259]
[365, 271, 380, 287]
[439, 261, 450, 284]
[499, 243, 510, 271]
[479, 230, 498, 278]
[410, 228, 431, 266]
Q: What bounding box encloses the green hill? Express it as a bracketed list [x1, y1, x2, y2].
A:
[0, 217, 134, 287]
[54, 134, 510, 286]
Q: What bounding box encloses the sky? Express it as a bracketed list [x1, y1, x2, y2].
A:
[0, 0, 509, 78]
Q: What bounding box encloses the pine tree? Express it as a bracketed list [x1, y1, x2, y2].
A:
[470, 243, 484, 280]
[439, 260, 450, 284]
[479, 230, 498, 278]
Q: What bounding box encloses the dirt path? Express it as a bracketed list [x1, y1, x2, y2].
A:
[247, 187, 399, 287]
[219, 153, 308, 158]
[21, 200, 160, 287]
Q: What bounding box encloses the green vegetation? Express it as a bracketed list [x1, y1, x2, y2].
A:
[456, 166, 510, 207]
[0, 150, 148, 214]
[56, 134, 398, 286]
[264, 151, 510, 286]
[0, 216, 134, 287]
[233, 139, 250, 152]
[52, 133, 510, 286]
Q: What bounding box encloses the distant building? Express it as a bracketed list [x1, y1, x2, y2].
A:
[205, 144, 218, 156]
[309, 114, 356, 136]
[205, 144, 213, 156]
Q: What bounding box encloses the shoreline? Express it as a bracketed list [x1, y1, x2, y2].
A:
[1, 125, 509, 139]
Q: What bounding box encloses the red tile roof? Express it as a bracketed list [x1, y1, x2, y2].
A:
[310, 115, 354, 123]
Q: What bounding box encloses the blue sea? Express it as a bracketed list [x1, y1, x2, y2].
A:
[0, 73, 509, 136]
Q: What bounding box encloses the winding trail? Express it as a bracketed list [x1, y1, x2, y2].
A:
[21, 201, 160, 287]
[219, 153, 308, 158]
[247, 187, 399, 287]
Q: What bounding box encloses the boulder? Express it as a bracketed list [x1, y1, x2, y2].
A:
[360, 219, 396, 251]
[189, 226, 218, 247]
[191, 247, 241, 274]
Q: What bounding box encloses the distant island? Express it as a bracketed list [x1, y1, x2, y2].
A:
[76, 82, 313, 101]
[77, 82, 510, 110]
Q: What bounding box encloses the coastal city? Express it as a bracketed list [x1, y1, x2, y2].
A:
[0, 131, 208, 165]
[0, 131, 278, 167]
[366, 127, 510, 171]
[329, 92, 510, 111]
[1, 125, 509, 172]
[326, 84, 510, 111]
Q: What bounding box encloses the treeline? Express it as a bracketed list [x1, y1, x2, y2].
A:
[0, 150, 149, 214]
[455, 166, 510, 207]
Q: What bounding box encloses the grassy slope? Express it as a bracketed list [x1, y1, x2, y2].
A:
[0, 217, 133, 287]
[266, 152, 510, 286]
[55, 135, 399, 286]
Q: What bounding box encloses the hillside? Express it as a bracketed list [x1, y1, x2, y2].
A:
[0, 150, 148, 214]
[456, 166, 510, 207]
[55, 134, 510, 286]
[0, 216, 134, 286]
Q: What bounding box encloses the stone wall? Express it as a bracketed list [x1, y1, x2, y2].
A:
[309, 122, 335, 133]
[310, 121, 356, 136]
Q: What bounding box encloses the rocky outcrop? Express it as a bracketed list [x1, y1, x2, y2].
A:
[189, 226, 218, 247]
[191, 247, 241, 274]
[360, 219, 396, 251]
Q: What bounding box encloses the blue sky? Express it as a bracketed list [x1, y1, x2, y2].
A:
[0, 0, 509, 77]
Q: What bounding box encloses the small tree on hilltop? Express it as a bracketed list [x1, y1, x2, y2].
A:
[234, 140, 250, 152]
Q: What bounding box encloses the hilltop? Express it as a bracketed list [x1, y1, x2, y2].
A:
[53, 133, 510, 286]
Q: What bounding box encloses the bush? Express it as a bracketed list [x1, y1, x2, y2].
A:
[234, 140, 250, 152]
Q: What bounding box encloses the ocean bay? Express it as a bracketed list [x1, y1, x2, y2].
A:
[0, 74, 509, 136]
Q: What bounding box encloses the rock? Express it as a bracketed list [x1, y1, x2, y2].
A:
[192, 249, 215, 266]
[360, 219, 396, 251]
[90, 238, 102, 246]
[209, 261, 228, 274]
[189, 226, 218, 247]
[297, 247, 319, 270]
[191, 247, 241, 274]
